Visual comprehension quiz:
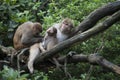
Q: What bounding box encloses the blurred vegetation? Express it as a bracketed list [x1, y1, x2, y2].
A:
[0, 0, 120, 80]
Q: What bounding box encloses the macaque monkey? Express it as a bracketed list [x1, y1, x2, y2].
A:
[28, 27, 58, 73]
[53, 18, 74, 42]
[13, 21, 43, 50]
[42, 27, 58, 50]
[28, 18, 74, 73]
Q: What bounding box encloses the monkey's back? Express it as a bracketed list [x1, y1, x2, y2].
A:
[13, 22, 33, 50]
[47, 37, 58, 50]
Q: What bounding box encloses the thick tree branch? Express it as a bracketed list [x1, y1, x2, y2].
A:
[36, 10, 120, 63]
[72, 1, 120, 35]
[57, 53, 120, 75]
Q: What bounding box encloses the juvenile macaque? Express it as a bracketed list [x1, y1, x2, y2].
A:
[28, 27, 57, 73]
[13, 21, 43, 50]
[42, 27, 58, 50]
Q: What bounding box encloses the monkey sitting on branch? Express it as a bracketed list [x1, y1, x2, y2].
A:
[12, 21, 43, 69]
[28, 27, 58, 73]
[13, 21, 43, 51]
[28, 18, 74, 73]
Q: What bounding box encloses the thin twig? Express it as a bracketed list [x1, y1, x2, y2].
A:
[85, 35, 105, 80]
[0, 60, 10, 64]
[17, 48, 29, 74]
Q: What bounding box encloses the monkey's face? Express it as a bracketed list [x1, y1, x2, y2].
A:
[60, 21, 73, 34]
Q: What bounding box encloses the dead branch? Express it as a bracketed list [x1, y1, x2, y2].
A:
[36, 10, 120, 63]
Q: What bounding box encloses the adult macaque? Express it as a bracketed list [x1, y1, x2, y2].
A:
[28, 27, 57, 73]
[52, 18, 74, 42]
[13, 21, 43, 50]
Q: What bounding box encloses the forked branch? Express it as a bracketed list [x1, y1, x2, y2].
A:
[57, 53, 120, 75]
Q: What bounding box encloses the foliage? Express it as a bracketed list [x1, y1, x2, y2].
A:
[0, 66, 28, 80]
[0, 0, 119, 80]
[0, 66, 49, 80]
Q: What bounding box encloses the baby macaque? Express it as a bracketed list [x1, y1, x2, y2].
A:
[28, 27, 57, 73]
[42, 27, 58, 50]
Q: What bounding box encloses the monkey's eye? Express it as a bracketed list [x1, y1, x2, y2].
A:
[63, 22, 68, 25]
[65, 23, 68, 25]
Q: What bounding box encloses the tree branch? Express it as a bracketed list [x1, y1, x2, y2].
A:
[0, 45, 16, 55]
[57, 53, 120, 75]
[0, 1, 120, 75]
[36, 10, 120, 63]
[72, 1, 120, 35]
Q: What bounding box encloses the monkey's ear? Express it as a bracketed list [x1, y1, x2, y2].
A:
[47, 30, 53, 36]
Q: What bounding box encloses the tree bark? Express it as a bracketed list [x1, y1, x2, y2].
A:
[57, 53, 120, 75]
[72, 1, 120, 36]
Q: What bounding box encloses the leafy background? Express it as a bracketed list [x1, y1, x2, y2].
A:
[0, 0, 120, 80]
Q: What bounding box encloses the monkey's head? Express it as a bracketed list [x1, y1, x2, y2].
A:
[60, 18, 74, 34]
[47, 27, 57, 36]
[42, 27, 57, 50]
[32, 22, 42, 35]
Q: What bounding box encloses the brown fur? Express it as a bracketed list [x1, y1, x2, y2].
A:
[13, 21, 43, 50]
